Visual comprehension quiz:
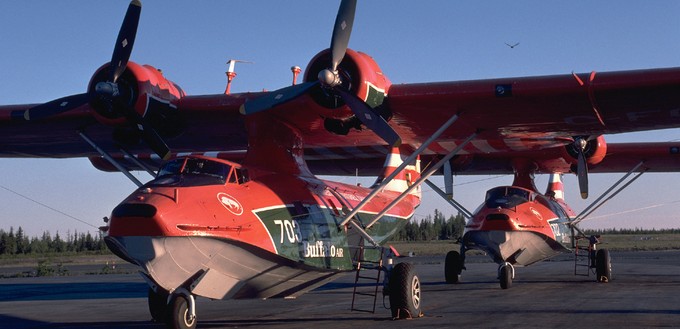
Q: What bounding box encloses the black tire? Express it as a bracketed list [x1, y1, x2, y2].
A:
[166, 295, 196, 329]
[148, 288, 168, 323]
[596, 249, 612, 283]
[388, 262, 422, 319]
[445, 250, 462, 283]
[499, 264, 512, 289]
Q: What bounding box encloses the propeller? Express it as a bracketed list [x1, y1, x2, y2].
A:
[19, 1, 170, 159]
[241, 0, 401, 147]
[328, 0, 356, 76]
[109, 0, 141, 84]
[21, 93, 90, 121]
[574, 137, 589, 199]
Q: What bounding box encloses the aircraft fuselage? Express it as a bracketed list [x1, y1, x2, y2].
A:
[463, 185, 575, 266]
[103, 155, 418, 299]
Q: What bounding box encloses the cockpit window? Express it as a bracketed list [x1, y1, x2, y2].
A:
[153, 158, 239, 187]
[157, 159, 184, 177]
[485, 186, 532, 209]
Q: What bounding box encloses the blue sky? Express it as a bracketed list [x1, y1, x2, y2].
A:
[1, 1, 680, 236]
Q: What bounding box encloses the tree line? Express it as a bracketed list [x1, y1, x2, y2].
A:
[584, 227, 680, 235]
[393, 209, 467, 242]
[0, 227, 107, 256]
[2, 211, 678, 256]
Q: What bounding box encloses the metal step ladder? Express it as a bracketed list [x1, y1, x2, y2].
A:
[573, 236, 592, 276]
[351, 246, 384, 313]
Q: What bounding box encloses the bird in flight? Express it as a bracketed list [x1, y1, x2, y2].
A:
[505, 42, 520, 49]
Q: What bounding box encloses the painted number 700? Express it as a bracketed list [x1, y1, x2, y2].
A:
[273, 219, 302, 244]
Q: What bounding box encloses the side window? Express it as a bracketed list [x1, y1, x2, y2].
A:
[238, 168, 248, 183]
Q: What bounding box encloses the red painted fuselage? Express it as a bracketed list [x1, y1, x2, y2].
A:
[103, 155, 420, 300]
[463, 185, 575, 266]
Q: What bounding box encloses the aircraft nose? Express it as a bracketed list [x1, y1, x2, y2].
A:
[107, 203, 167, 236]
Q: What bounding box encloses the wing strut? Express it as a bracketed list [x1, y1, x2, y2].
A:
[571, 161, 647, 226]
[338, 113, 462, 228]
[118, 147, 158, 177]
[365, 132, 478, 230]
[79, 132, 144, 187]
[424, 179, 473, 219]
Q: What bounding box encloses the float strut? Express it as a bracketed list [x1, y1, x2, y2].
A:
[79, 131, 144, 187]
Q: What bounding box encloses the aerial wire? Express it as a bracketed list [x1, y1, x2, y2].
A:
[0, 184, 99, 230]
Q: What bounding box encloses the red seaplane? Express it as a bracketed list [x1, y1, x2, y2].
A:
[3, 1, 680, 328]
[436, 138, 680, 289]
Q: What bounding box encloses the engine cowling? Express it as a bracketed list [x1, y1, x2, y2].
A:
[87, 61, 185, 132]
[562, 135, 608, 167]
[303, 49, 392, 118]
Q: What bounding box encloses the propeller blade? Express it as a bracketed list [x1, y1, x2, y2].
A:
[330, 0, 357, 71]
[577, 147, 589, 199]
[117, 101, 171, 160]
[335, 88, 400, 147]
[140, 124, 172, 160]
[20, 93, 90, 121]
[239, 81, 318, 115]
[110, 0, 142, 83]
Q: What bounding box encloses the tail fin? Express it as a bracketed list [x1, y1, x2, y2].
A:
[373, 146, 421, 200]
[545, 173, 565, 201]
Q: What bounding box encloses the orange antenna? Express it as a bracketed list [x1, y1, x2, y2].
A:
[291, 66, 301, 85]
[225, 59, 253, 94]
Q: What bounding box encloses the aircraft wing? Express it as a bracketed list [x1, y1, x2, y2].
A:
[385, 68, 680, 149]
[2, 67, 680, 169]
[0, 93, 252, 158]
[300, 142, 680, 176]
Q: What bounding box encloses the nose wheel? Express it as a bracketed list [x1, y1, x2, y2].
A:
[498, 263, 515, 289]
[147, 287, 197, 329]
[168, 293, 197, 329]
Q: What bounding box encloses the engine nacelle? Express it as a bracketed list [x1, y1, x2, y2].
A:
[562, 135, 608, 166]
[303, 49, 391, 119]
[87, 61, 185, 133]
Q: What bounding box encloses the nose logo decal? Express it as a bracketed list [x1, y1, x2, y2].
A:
[529, 207, 542, 221]
[217, 193, 243, 215]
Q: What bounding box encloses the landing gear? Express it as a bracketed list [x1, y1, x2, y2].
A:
[595, 249, 612, 283]
[146, 287, 196, 329]
[498, 263, 514, 289]
[167, 294, 197, 329]
[388, 262, 422, 319]
[444, 250, 463, 283]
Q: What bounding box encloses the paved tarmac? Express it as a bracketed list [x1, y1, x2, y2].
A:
[0, 250, 679, 328]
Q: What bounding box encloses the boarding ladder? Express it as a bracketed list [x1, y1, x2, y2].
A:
[351, 246, 385, 313]
[573, 236, 593, 276]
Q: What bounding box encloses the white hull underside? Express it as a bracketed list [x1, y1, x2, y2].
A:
[105, 236, 345, 300]
[463, 230, 570, 266]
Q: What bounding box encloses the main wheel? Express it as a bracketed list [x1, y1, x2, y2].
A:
[596, 249, 612, 283]
[499, 264, 512, 289]
[444, 250, 463, 283]
[166, 295, 196, 329]
[388, 262, 422, 319]
[148, 288, 168, 323]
